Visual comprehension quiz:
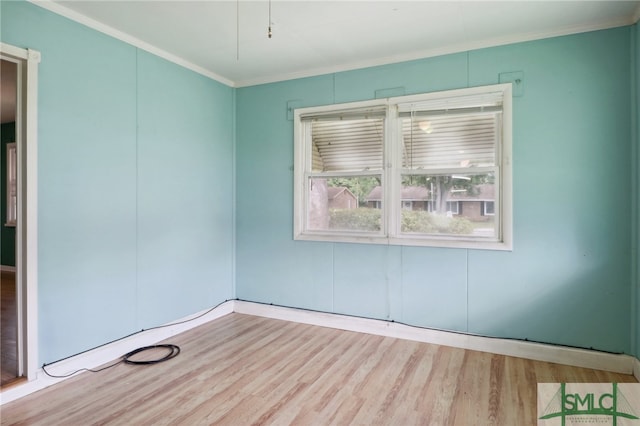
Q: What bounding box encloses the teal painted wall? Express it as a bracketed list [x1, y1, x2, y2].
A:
[1, 122, 16, 267]
[1, 1, 235, 363]
[236, 27, 633, 354]
[1, 0, 637, 363]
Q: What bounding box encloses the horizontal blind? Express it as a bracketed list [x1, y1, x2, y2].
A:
[301, 106, 386, 122]
[402, 113, 499, 170]
[312, 118, 384, 172]
[397, 91, 504, 114]
[312, 143, 324, 172]
[402, 96, 501, 170]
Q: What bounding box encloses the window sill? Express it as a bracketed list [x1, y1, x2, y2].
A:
[294, 232, 512, 251]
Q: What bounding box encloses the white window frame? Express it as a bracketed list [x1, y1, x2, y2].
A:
[483, 201, 496, 216]
[293, 84, 513, 251]
[445, 201, 459, 215]
[6, 142, 17, 226]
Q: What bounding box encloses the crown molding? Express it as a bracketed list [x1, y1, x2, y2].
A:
[27, 0, 235, 88]
[235, 18, 634, 87]
[23, 2, 640, 90]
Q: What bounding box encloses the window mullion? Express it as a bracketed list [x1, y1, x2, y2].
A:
[386, 105, 400, 239]
[293, 116, 305, 238]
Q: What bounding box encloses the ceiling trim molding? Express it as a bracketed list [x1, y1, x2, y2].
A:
[26, 0, 638, 89]
[27, 0, 236, 87]
[235, 17, 635, 88]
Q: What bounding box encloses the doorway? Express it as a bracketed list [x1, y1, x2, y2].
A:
[1, 58, 19, 386]
[0, 43, 40, 388]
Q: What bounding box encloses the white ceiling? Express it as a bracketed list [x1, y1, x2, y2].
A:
[28, 0, 640, 87]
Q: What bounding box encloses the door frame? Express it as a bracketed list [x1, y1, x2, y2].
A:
[1, 43, 40, 381]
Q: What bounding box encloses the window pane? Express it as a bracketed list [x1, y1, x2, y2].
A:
[312, 118, 384, 172]
[307, 176, 382, 232]
[6, 143, 17, 225]
[402, 112, 498, 170]
[484, 201, 495, 216]
[400, 173, 496, 238]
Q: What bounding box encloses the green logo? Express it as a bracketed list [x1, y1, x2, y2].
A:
[539, 383, 639, 425]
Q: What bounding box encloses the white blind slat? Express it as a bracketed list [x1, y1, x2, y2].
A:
[402, 112, 499, 170]
[312, 118, 384, 172]
[302, 106, 387, 122]
[397, 91, 504, 113]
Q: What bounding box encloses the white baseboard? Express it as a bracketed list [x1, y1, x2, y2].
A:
[3, 299, 636, 405]
[0, 265, 16, 273]
[0, 300, 234, 405]
[234, 300, 636, 376]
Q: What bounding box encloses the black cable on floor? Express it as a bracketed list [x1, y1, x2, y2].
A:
[41, 299, 232, 378]
[42, 344, 181, 378]
[123, 344, 180, 365]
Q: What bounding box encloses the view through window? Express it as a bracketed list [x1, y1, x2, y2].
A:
[294, 84, 512, 250]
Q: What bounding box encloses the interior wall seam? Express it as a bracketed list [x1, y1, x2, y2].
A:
[465, 249, 469, 333]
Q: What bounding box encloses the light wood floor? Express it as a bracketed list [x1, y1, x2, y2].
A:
[1, 313, 637, 425]
[1, 271, 18, 387]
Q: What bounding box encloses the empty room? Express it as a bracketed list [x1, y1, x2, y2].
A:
[1, 0, 640, 424]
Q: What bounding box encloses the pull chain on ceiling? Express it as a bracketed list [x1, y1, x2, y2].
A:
[236, 0, 240, 60]
[237, 0, 272, 61]
[268, 0, 273, 39]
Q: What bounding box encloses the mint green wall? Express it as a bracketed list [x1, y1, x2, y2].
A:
[236, 27, 634, 354]
[1, 1, 234, 363]
[1, 122, 16, 267]
[1, 0, 637, 363]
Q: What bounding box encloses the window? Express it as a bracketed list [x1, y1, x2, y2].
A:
[445, 201, 459, 215]
[5, 142, 16, 227]
[294, 84, 512, 250]
[483, 201, 495, 216]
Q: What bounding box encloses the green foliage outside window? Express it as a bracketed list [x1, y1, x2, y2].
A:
[401, 210, 473, 234]
[328, 208, 473, 234]
[329, 208, 381, 231]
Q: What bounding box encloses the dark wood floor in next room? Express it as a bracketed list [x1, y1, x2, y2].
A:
[1, 270, 19, 388]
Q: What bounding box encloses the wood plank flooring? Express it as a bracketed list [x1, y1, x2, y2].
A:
[1, 313, 637, 425]
[0, 271, 18, 387]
